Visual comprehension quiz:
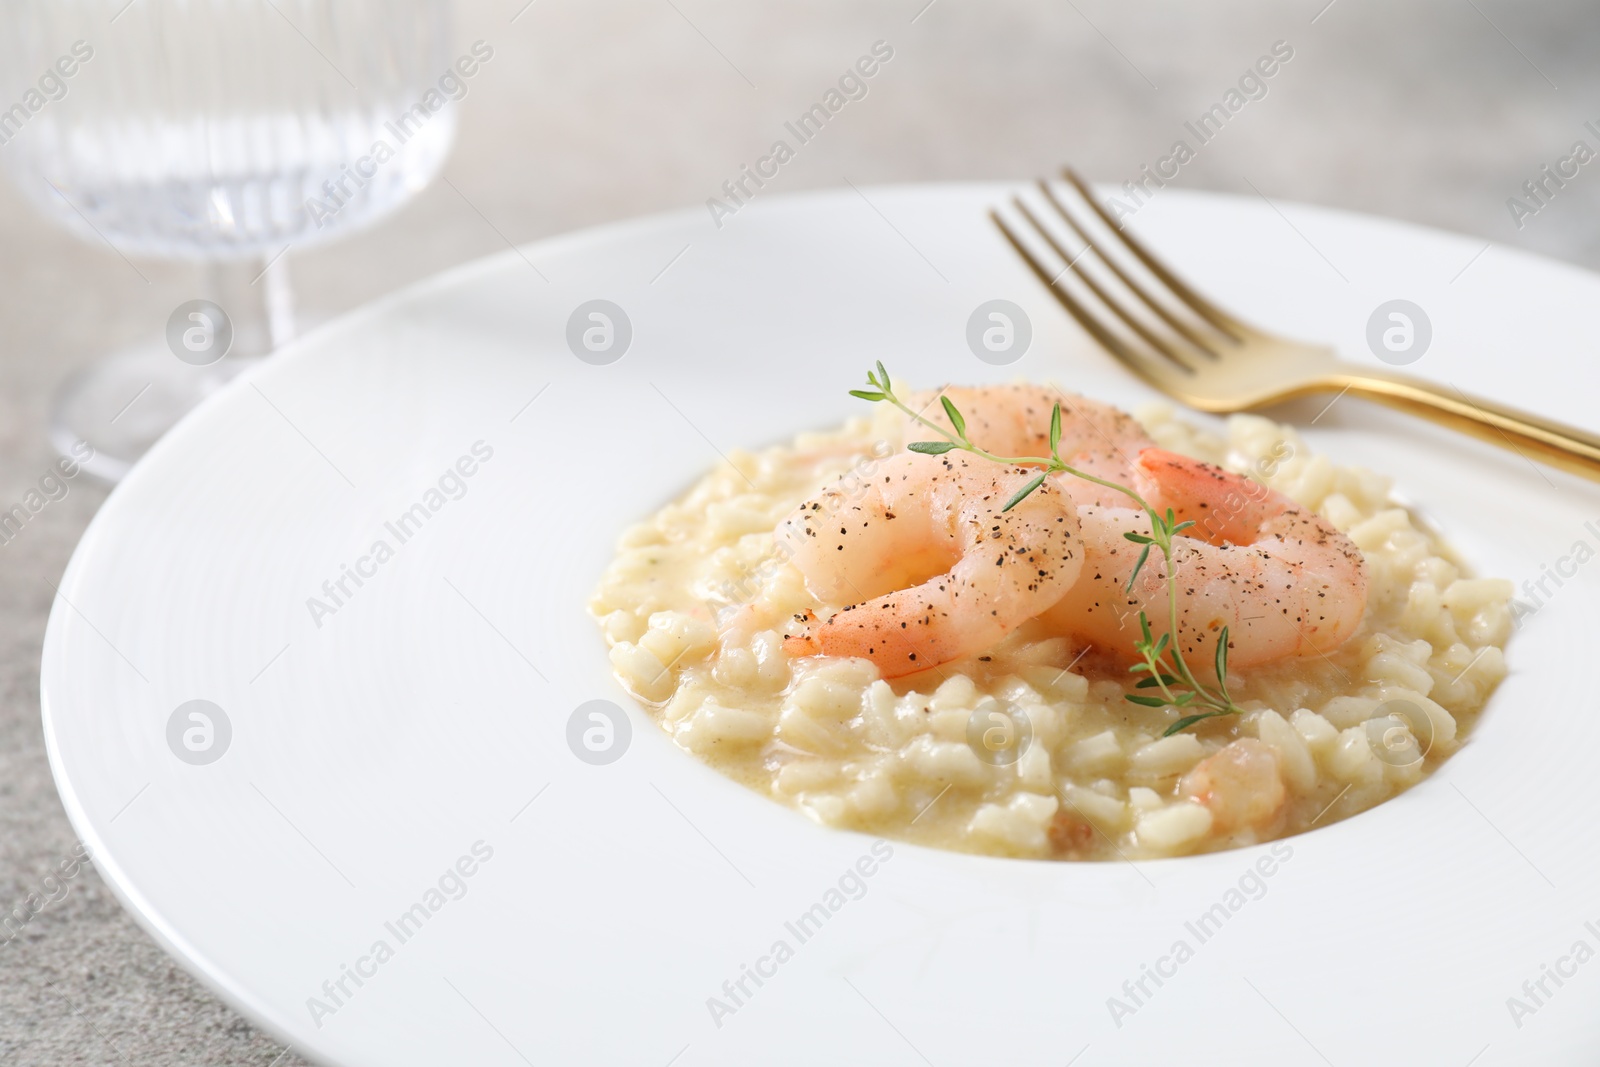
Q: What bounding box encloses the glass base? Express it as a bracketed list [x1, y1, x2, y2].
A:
[50, 255, 296, 484]
[49, 340, 260, 483]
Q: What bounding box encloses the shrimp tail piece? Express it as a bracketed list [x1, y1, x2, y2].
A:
[781, 618, 822, 657]
[777, 453, 1084, 678]
[1043, 447, 1369, 670]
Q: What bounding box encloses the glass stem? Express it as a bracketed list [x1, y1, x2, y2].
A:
[200, 251, 296, 360]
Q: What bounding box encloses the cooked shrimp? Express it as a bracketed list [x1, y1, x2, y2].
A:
[778, 452, 1083, 677]
[903, 384, 1155, 508]
[1180, 739, 1286, 833]
[1039, 448, 1367, 669]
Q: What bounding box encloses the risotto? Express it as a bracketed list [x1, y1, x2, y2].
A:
[589, 392, 1511, 860]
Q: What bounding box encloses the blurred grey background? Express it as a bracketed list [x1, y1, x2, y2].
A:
[2, 0, 1595, 1061]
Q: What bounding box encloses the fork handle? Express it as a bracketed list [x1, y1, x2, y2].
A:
[1336, 367, 1600, 482]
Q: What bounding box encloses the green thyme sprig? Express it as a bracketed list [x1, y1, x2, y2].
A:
[852, 363, 1243, 736]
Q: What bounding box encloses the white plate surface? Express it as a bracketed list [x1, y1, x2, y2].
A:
[41, 183, 1600, 1066]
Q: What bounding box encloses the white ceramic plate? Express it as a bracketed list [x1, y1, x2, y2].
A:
[42, 184, 1600, 1066]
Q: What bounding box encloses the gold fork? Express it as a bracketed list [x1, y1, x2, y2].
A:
[992, 169, 1600, 483]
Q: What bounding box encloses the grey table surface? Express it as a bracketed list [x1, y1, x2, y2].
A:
[2, 0, 1597, 1062]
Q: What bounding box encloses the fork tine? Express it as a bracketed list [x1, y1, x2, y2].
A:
[990, 208, 1190, 387]
[1036, 180, 1227, 359]
[1060, 168, 1248, 342]
[1010, 198, 1197, 372]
